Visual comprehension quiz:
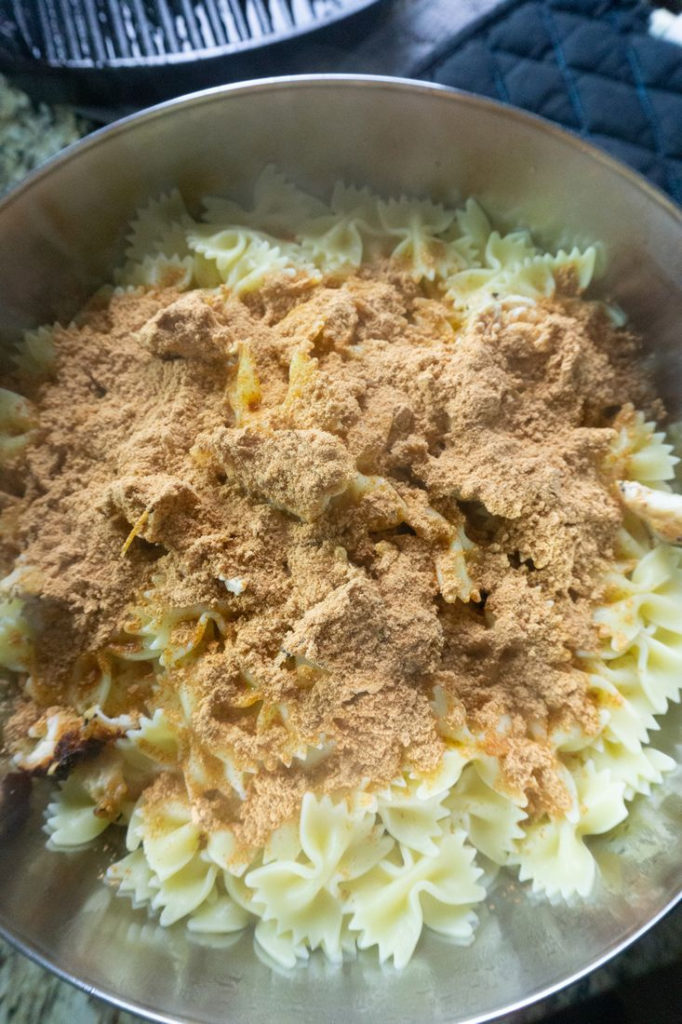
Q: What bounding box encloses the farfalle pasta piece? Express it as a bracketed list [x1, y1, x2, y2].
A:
[294, 181, 386, 270]
[434, 527, 479, 604]
[443, 266, 500, 314]
[452, 198, 492, 264]
[409, 748, 471, 799]
[511, 762, 628, 900]
[116, 191, 196, 290]
[596, 545, 682, 652]
[585, 664, 658, 752]
[46, 772, 115, 847]
[203, 165, 329, 237]
[119, 596, 229, 670]
[252, 920, 311, 969]
[124, 708, 183, 767]
[14, 323, 56, 377]
[593, 544, 682, 718]
[607, 408, 679, 487]
[107, 848, 157, 906]
[339, 472, 407, 532]
[626, 630, 682, 715]
[329, 181, 383, 227]
[377, 196, 457, 281]
[124, 189, 194, 264]
[117, 253, 195, 291]
[377, 779, 451, 856]
[126, 783, 200, 878]
[586, 739, 675, 800]
[512, 818, 597, 901]
[446, 764, 527, 866]
[0, 387, 38, 467]
[296, 217, 366, 272]
[151, 855, 218, 927]
[186, 225, 315, 295]
[188, 889, 252, 934]
[109, 780, 224, 926]
[346, 830, 485, 968]
[444, 232, 596, 314]
[484, 229, 537, 269]
[0, 593, 32, 673]
[243, 794, 392, 961]
[511, 247, 596, 298]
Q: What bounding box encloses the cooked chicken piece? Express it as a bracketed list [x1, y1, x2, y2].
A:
[618, 480, 682, 544]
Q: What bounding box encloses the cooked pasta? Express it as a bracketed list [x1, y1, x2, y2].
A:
[0, 169, 679, 971]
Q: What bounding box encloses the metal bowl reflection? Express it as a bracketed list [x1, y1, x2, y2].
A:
[0, 76, 680, 1024]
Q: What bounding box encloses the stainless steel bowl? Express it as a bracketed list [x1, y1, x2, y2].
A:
[0, 76, 680, 1024]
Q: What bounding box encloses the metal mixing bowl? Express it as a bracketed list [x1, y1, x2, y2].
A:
[0, 76, 680, 1024]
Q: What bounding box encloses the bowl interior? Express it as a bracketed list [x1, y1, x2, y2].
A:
[0, 78, 681, 1024]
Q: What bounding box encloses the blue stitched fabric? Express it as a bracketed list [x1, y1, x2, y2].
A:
[416, 0, 682, 203]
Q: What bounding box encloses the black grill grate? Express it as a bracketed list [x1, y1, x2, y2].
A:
[2, 0, 363, 67]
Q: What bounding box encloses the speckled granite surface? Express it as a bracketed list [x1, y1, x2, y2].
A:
[0, 74, 89, 196]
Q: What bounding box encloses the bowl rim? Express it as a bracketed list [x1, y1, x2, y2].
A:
[0, 73, 680, 224]
[0, 72, 680, 1024]
[1, 888, 680, 1024]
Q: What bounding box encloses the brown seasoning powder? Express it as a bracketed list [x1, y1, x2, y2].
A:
[0, 267, 657, 847]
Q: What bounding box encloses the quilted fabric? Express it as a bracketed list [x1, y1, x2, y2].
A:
[416, 0, 682, 204]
